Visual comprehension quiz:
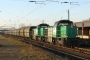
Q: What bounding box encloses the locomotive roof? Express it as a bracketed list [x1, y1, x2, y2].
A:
[54, 20, 73, 27]
[24, 26, 36, 28]
[37, 23, 49, 26]
[58, 20, 73, 23]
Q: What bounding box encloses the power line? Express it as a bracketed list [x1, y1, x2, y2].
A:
[14, 2, 31, 22]
[18, 2, 30, 15]
[18, 1, 51, 20]
[71, 10, 90, 21]
[0, 7, 19, 17]
[18, 0, 90, 21]
[19, 5, 44, 20]
[40, 2, 89, 20]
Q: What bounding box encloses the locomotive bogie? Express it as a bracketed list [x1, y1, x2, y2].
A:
[47, 37, 53, 43]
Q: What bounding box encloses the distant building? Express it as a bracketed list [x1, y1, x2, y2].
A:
[74, 18, 90, 39]
[0, 26, 15, 34]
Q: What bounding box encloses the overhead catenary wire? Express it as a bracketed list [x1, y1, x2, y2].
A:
[0, 7, 19, 17]
[18, 2, 30, 15]
[18, 1, 51, 20]
[18, 1, 90, 21]
[17, 1, 90, 25]
[18, 5, 44, 20]
[13, 2, 30, 24]
[39, 2, 89, 21]
[1, 0, 90, 26]
[17, 0, 61, 21]
[71, 10, 90, 21]
[39, 1, 89, 19]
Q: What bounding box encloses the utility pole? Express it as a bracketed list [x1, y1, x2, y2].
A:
[42, 20, 44, 23]
[82, 21, 84, 38]
[14, 21, 16, 29]
[68, 10, 70, 20]
[30, 23, 31, 26]
[61, 17, 62, 20]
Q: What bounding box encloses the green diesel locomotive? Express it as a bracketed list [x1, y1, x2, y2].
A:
[52, 20, 78, 47]
[33, 23, 49, 41]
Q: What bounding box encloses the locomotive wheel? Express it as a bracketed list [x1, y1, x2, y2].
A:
[52, 38, 55, 44]
[55, 39, 61, 46]
[43, 38, 47, 42]
[64, 39, 71, 47]
[41, 37, 45, 42]
[36, 37, 38, 41]
[36, 37, 40, 41]
[65, 39, 75, 48]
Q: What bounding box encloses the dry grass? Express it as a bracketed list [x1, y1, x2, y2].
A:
[0, 35, 67, 60]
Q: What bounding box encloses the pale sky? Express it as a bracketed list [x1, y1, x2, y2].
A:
[0, 0, 90, 28]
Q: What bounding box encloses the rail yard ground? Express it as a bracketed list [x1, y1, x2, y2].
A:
[0, 34, 67, 60]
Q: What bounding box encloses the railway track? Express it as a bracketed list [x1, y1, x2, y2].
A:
[22, 38, 90, 60]
[2, 35, 90, 60]
[74, 47, 90, 55]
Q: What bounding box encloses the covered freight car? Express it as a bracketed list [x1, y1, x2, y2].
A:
[16, 29, 20, 36]
[24, 26, 36, 39]
[19, 28, 25, 37]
